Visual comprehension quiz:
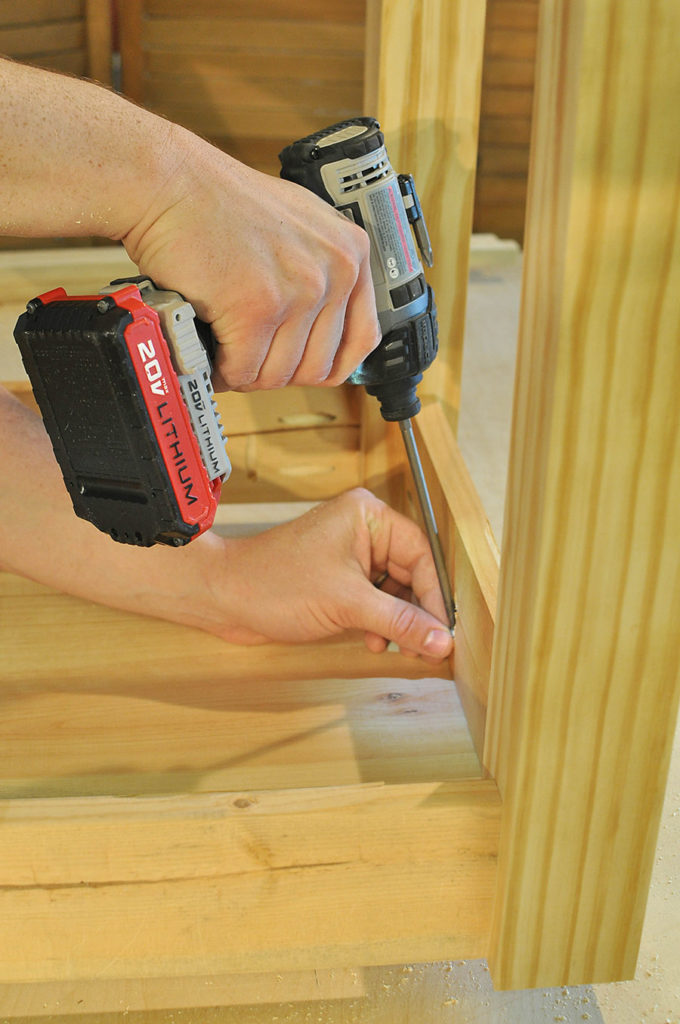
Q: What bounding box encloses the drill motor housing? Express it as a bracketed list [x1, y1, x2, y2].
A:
[279, 117, 439, 421]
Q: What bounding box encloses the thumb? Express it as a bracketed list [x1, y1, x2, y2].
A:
[361, 586, 454, 660]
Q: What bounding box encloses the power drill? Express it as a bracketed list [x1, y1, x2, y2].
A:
[280, 118, 456, 632]
[13, 117, 455, 631]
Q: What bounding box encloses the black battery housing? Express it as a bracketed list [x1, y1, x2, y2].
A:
[14, 296, 198, 546]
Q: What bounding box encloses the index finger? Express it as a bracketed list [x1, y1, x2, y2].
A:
[322, 256, 381, 387]
[365, 500, 450, 627]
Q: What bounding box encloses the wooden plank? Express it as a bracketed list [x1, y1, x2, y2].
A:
[0, 665, 471, 798]
[0, 244, 136, 301]
[0, 21, 84, 56]
[0, 779, 500, 982]
[146, 48, 364, 84]
[471, 205, 528, 245]
[473, 0, 538, 243]
[0, 571, 442, 688]
[483, 56, 537, 89]
[144, 74, 363, 117]
[143, 18, 364, 56]
[359, 394, 408, 511]
[146, 0, 366, 20]
[222, 425, 361, 502]
[0, 0, 82, 26]
[84, 0, 112, 84]
[0, 967, 366, 1018]
[474, 176, 529, 208]
[413, 403, 499, 763]
[1, 565, 475, 799]
[485, 27, 538, 61]
[365, 0, 487, 433]
[216, 384, 360, 436]
[118, 0, 144, 100]
[486, 0, 680, 989]
[487, 0, 539, 31]
[481, 86, 535, 119]
[477, 145, 531, 177]
[0, 563, 464, 793]
[479, 116, 533, 148]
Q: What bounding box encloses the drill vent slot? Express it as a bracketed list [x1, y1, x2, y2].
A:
[338, 159, 389, 193]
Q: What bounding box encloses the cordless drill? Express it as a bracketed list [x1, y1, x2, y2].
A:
[280, 118, 456, 632]
[13, 117, 455, 630]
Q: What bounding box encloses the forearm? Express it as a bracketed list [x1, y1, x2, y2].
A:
[0, 56, 183, 241]
[0, 386, 452, 658]
[0, 385, 230, 634]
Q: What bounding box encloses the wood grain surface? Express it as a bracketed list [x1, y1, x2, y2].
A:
[413, 402, 499, 763]
[485, 0, 680, 989]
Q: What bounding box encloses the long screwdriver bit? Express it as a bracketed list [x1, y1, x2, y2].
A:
[399, 419, 456, 636]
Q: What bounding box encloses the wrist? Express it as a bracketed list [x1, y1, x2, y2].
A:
[152, 528, 237, 637]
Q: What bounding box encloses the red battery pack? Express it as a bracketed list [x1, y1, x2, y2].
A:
[14, 283, 221, 546]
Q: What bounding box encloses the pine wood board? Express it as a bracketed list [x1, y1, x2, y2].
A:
[412, 403, 499, 764]
[143, 19, 364, 57]
[0, 966, 367, 1018]
[146, 48, 364, 84]
[0, 21, 84, 57]
[221, 425, 361, 502]
[0, 779, 500, 984]
[145, 0, 366, 18]
[485, 0, 680, 989]
[0, 569, 476, 799]
[0, 0, 82, 26]
[0, 245, 137, 304]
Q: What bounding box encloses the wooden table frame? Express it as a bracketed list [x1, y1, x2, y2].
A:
[364, 0, 680, 988]
[1, 0, 679, 1011]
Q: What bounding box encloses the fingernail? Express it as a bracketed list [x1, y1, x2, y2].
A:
[424, 629, 453, 657]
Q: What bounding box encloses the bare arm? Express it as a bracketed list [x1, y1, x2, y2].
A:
[0, 57, 380, 390]
[0, 60, 452, 658]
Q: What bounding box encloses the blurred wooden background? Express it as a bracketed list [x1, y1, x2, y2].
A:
[0, 0, 537, 247]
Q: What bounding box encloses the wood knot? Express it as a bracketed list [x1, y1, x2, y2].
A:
[233, 797, 255, 809]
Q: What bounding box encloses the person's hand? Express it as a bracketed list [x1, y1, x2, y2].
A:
[123, 125, 381, 393]
[1, 392, 450, 663]
[207, 488, 454, 662]
[0, 60, 378, 391]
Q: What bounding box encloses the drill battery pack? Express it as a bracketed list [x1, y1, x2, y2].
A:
[14, 280, 230, 547]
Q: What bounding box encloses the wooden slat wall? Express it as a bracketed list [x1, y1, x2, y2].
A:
[118, 0, 366, 177]
[0, 0, 111, 83]
[0, 0, 86, 77]
[2, 1, 538, 243]
[473, 0, 539, 244]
